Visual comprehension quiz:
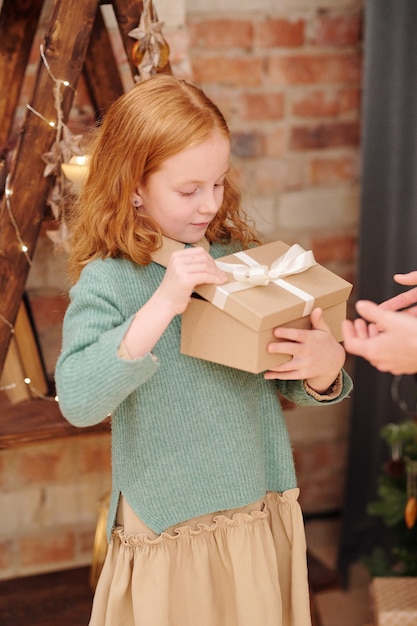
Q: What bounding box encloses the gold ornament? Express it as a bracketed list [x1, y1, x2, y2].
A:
[405, 459, 417, 528]
[128, 0, 170, 80]
[405, 495, 417, 529]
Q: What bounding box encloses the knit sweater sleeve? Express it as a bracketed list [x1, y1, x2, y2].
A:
[55, 261, 159, 427]
[275, 368, 353, 405]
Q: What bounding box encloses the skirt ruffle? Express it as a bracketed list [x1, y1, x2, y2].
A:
[89, 489, 311, 626]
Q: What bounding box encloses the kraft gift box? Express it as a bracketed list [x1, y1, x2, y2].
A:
[370, 577, 417, 625]
[180, 240, 352, 374]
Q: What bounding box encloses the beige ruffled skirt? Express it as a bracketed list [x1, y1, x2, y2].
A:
[89, 489, 312, 626]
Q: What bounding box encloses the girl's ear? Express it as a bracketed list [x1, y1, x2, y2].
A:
[131, 191, 143, 208]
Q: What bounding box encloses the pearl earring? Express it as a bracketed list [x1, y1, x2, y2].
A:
[134, 199, 140, 207]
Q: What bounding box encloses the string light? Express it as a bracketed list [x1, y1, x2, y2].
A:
[2, 9, 165, 296]
[0, 377, 58, 402]
[0, 313, 14, 332]
[2, 42, 79, 283]
[26, 104, 56, 127]
[0, 382, 15, 391]
[2, 4, 169, 394]
[24, 377, 57, 401]
[3, 174, 32, 267]
[1, 42, 79, 400]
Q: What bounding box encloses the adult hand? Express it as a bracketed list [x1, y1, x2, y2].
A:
[380, 271, 417, 315]
[342, 299, 417, 374]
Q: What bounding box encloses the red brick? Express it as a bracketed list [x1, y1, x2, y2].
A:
[18, 441, 72, 484]
[78, 527, 96, 557]
[311, 234, 357, 264]
[165, 29, 191, 66]
[268, 53, 361, 85]
[264, 127, 287, 158]
[240, 92, 285, 121]
[311, 15, 362, 47]
[20, 530, 76, 567]
[294, 439, 347, 477]
[189, 18, 254, 50]
[192, 55, 263, 87]
[290, 121, 360, 150]
[292, 87, 360, 117]
[78, 436, 111, 474]
[231, 131, 264, 159]
[205, 91, 241, 121]
[257, 18, 304, 48]
[246, 158, 304, 193]
[309, 156, 359, 185]
[299, 470, 345, 512]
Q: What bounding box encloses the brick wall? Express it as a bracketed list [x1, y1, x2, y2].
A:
[0, 434, 111, 579]
[0, 0, 362, 578]
[185, 4, 361, 271]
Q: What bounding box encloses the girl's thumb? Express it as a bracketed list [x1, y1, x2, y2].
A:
[310, 307, 329, 331]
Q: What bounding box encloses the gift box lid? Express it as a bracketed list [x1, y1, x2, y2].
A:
[193, 240, 352, 332]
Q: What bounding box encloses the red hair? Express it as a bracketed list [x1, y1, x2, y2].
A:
[65, 75, 260, 283]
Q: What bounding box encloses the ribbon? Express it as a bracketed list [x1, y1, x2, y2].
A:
[213, 244, 317, 316]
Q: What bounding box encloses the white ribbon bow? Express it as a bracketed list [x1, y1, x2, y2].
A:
[213, 244, 317, 316]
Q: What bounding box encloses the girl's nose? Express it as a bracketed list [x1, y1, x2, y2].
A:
[199, 190, 220, 214]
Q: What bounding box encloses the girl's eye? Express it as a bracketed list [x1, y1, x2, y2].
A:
[214, 182, 225, 189]
[179, 189, 197, 197]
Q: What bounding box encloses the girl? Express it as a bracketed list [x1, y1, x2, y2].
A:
[55, 74, 352, 626]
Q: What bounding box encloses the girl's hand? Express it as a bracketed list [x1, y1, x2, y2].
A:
[264, 307, 345, 393]
[123, 247, 227, 359]
[157, 247, 228, 316]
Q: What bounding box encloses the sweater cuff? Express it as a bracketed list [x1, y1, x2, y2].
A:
[117, 339, 158, 364]
[303, 370, 343, 401]
[118, 338, 133, 360]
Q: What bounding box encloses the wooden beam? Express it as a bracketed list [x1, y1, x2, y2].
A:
[0, 0, 101, 375]
[0, 300, 49, 404]
[111, 0, 144, 77]
[0, 397, 111, 449]
[83, 5, 125, 117]
[0, 0, 44, 158]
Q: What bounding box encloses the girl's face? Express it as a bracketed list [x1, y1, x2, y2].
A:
[135, 131, 230, 244]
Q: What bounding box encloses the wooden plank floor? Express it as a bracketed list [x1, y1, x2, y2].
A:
[0, 567, 93, 626]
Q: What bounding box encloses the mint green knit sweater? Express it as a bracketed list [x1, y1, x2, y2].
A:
[55, 241, 352, 537]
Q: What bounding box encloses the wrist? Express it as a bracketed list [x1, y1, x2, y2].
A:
[154, 284, 190, 317]
[304, 371, 343, 400]
[306, 375, 338, 395]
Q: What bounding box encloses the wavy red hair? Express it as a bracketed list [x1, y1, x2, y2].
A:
[65, 75, 260, 283]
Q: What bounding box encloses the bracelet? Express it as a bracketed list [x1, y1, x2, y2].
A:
[303, 370, 343, 401]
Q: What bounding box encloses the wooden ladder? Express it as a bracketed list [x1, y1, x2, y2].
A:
[0, 0, 167, 376]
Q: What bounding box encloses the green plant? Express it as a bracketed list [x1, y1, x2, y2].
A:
[362, 420, 417, 577]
